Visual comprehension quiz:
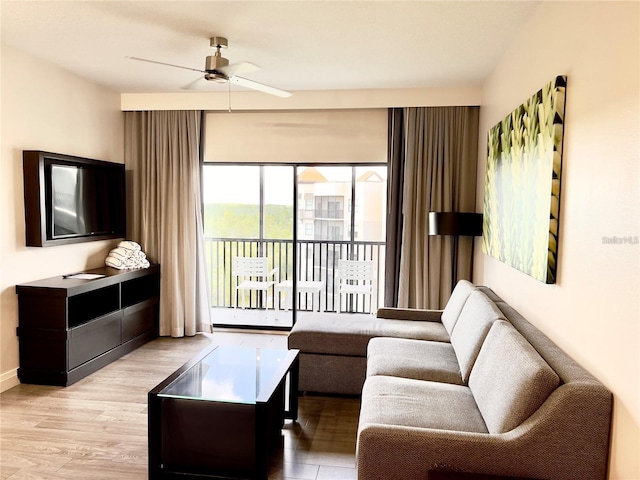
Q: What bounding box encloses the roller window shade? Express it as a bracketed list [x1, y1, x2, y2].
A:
[204, 109, 387, 164]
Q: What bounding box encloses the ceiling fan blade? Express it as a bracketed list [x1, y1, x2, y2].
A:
[127, 56, 204, 74]
[219, 61, 261, 78]
[181, 76, 205, 90]
[230, 76, 292, 98]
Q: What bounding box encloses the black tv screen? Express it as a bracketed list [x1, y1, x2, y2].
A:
[23, 151, 126, 247]
[49, 163, 125, 239]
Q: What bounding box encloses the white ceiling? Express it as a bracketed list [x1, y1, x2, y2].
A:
[1, 1, 540, 95]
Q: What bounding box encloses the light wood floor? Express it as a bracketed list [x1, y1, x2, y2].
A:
[0, 331, 360, 480]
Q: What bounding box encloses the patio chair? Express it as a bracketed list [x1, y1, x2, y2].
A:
[337, 259, 376, 314]
[232, 256, 279, 310]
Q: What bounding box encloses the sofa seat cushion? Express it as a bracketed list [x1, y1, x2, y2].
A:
[469, 321, 560, 434]
[288, 313, 449, 357]
[450, 290, 507, 382]
[367, 337, 463, 385]
[360, 376, 488, 434]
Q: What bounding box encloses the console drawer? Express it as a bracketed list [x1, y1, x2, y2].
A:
[69, 311, 122, 369]
[122, 298, 158, 343]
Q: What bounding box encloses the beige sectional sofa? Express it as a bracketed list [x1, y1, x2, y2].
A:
[288, 281, 613, 480]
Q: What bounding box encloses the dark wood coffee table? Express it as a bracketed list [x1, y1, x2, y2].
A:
[148, 344, 299, 479]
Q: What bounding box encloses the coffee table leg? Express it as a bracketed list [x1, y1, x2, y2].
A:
[148, 392, 161, 479]
[285, 356, 299, 421]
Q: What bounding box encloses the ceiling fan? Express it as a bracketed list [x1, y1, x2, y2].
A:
[128, 36, 292, 98]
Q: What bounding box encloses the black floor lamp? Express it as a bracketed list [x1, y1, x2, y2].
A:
[428, 212, 483, 292]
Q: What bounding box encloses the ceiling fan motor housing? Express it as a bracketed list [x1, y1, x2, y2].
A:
[204, 54, 229, 82]
[205, 55, 229, 72]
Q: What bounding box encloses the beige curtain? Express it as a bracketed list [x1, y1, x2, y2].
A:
[398, 106, 479, 309]
[124, 110, 211, 337]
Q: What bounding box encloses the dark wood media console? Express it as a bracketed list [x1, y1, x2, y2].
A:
[16, 264, 160, 386]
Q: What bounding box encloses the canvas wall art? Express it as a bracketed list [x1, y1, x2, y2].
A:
[482, 75, 567, 284]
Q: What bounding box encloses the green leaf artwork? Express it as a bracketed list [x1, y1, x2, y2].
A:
[482, 76, 567, 284]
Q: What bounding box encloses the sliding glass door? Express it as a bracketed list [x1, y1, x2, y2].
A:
[202, 164, 386, 330]
[297, 166, 387, 313]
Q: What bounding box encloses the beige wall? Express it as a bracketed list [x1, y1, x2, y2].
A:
[475, 2, 639, 479]
[0, 45, 124, 390]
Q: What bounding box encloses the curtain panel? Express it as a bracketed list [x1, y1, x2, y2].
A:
[387, 106, 479, 309]
[384, 108, 405, 307]
[124, 110, 211, 337]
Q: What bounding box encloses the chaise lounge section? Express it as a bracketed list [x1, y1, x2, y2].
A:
[287, 280, 476, 394]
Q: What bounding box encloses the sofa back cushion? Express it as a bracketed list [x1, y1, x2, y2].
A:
[449, 290, 505, 382]
[441, 280, 476, 335]
[469, 320, 560, 434]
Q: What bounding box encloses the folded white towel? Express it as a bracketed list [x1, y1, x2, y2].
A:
[110, 246, 134, 260]
[118, 240, 142, 252]
[139, 258, 150, 268]
[105, 254, 125, 269]
[105, 243, 150, 270]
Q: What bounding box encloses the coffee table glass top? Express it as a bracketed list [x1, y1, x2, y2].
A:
[158, 345, 298, 404]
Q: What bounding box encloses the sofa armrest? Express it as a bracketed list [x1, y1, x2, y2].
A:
[358, 424, 508, 480]
[376, 307, 443, 322]
[357, 424, 551, 480]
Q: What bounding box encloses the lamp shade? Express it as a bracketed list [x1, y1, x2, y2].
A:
[428, 212, 483, 236]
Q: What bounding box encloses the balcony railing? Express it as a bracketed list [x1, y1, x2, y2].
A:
[204, 237, 385, 314]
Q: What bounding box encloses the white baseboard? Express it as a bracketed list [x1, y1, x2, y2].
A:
[1, 369, 19, 392]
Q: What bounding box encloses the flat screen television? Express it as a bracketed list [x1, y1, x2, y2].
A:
[23, 151, 126, 247]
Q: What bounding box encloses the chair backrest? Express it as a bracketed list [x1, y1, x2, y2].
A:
[337, 260, 375, 284]
[233, 257, 270, 278]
